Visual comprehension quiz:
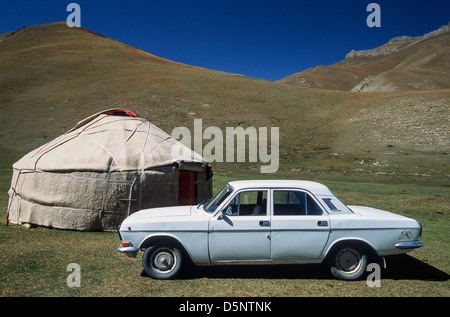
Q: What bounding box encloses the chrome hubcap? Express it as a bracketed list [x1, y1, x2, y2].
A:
[151, 248, 176, 273]
[336, 249, 361, 273]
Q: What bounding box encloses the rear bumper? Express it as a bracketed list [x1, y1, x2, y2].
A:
[395, 241, 424, 249]
[117, 245, 139, 258]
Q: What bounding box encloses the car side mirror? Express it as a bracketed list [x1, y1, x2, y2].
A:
[216, 209, 233, 226]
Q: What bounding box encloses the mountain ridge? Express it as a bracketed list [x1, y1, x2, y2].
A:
[0, 21, 448, 177]
[277, 22, 450, 92]
[345, 22, 449, 59]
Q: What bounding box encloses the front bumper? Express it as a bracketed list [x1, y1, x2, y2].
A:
[117, 245, 139, 258]
[395, 241, 424, 249]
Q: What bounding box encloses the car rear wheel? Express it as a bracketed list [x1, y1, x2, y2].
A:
[142, 244, 183, 280]
[330, 246, 368, 281]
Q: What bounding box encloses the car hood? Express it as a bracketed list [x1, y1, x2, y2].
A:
[124, 205, 194, 223]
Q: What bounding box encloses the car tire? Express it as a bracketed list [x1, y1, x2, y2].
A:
[142, 244, 183, 280]
[329, 246, 368, 281]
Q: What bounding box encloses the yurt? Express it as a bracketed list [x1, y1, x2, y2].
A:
[7, 109, 213, 231]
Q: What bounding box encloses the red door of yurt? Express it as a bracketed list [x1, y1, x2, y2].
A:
[178, 171, 196, 205]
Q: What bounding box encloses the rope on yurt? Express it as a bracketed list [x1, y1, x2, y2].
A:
[138, 133, 172, 210]
[126, 120, 151, 216]
[31, 115, 104, 171]
[97, 119, 146, 225]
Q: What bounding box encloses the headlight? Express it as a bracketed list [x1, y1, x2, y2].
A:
[399, 229, 413, 241]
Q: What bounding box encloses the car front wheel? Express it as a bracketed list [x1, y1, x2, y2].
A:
[142, 244, 183, 279]
[329, 246, 368, 281]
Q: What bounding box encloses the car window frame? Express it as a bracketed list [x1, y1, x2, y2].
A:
[222, 189, 269, 217]
[203, 184, 234, 213]
[271, 188, 327, 216]
[318, 193, 353, 213]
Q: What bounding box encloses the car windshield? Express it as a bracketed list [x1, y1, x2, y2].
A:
[203, 184, 234, 213]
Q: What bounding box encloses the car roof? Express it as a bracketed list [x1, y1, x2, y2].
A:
[227, 180, 333, 196]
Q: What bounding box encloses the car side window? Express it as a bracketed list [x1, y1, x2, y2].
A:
[322, 198, 338, 211]
[273, 190, 322, 216]
[225, 190, 267, 216]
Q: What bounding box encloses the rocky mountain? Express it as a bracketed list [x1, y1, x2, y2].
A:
[277, 23, 450, 92]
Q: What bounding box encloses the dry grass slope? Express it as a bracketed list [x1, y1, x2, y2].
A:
[0, 22, 448, 177]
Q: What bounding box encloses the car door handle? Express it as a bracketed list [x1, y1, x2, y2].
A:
[259, 220, 271, 227]
[317, 221, 328, 227]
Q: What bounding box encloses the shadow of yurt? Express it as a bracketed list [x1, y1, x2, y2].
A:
[7, 109, 212, 231]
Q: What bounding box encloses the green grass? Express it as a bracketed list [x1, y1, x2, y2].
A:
[1, 160, 449, 297]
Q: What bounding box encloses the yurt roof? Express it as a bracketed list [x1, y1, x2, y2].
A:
[13, 109, 206, 172]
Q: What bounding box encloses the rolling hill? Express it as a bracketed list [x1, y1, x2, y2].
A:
[277, 23, 450, 92]
[0, 22, 448, 177]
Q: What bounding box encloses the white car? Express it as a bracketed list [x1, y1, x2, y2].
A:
[117, 180, 423, 280]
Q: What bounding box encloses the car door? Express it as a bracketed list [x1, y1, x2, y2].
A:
[270, 189, 330, 261]
[208, 189, 271, 262]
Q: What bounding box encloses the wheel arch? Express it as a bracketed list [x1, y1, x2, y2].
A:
[139, 234, 194, 264]
[323, 238, 379, 262]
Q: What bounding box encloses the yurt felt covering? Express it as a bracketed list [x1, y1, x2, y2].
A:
[7, 110, 212, 231]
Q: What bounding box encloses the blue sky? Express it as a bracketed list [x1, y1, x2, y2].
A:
[1, 0, 449, 80]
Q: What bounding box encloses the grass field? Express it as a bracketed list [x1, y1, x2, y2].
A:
[1, 159, 449, 297]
